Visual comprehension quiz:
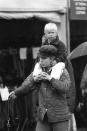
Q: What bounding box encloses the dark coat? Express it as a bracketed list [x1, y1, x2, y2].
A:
[80, 64, 87, 91]
[80, 63, 87, 104]
[79, 64, 87, 122]
[66, 58, 76, 113]
[14, 68, 71, 123]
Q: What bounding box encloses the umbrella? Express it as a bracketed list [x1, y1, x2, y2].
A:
[68, 42, 87, 59]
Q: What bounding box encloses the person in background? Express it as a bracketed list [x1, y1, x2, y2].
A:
[80, 63, 87, 100]
[9, 45, 71, 131]
[66, 59, 77, 131]
[77, 63, 87, 128]
[0, 76, 9, 130]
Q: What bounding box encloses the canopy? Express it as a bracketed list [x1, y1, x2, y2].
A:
[0, 0, 67, 21]
[0, 12, 61, 22]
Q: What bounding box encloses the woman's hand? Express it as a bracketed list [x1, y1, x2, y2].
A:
[38, 72, 52, 81]
[34, 72, 51, 82]
[9, 91, 17, 100]
[34, 73, 43, 82]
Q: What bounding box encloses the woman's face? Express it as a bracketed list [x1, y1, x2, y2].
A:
[39, 57, 52, 68]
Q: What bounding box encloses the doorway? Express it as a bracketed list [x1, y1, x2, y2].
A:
[0, 18, 47, 85]
[0, 18, 47, 131]
[70, 20, 87, 128]
[70, 20, 87, 51]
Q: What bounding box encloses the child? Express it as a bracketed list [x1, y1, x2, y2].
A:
[42, 22, 67, 63]
[33, 23, 67, 80]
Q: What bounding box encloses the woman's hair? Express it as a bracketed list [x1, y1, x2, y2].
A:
[44, 23, 58, 33]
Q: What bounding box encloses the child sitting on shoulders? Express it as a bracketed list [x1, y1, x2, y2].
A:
[33, 23, 67, 80]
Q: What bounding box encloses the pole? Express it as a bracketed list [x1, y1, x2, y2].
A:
[7, 99, 11, 131]
[66, 0, 70, 54]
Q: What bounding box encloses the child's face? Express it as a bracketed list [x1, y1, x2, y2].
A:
[45, 29, 57, 41]
[39, 57, 52, 68]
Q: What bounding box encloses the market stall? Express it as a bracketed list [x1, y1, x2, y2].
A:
[0, 0, 68, 130]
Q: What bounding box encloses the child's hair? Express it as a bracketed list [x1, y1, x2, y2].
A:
[44, 23, 58, 33]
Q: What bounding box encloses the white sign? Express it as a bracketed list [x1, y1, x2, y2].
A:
[0, 87, 9, 101]
[19, 48, 27, 60]
[32, 47, 40, 59]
